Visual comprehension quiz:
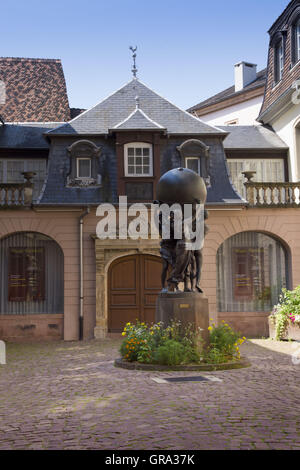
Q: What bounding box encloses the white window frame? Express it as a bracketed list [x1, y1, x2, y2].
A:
[185, 157, 200, 175]
[76, 157, 92, 179]
[124, 142, 153, 177]
[275, 40, 284, 83]
[296, 19, 300, 62]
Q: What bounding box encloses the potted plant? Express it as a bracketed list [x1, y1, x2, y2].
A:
[269, 287, 300, 340]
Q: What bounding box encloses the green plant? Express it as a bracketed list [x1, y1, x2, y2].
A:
[120, 321, 154, 362]
[271, 287, 300, 340]
[119, 319, 244, 365]
[205, 322, 246, 363]
[204, 347, 227, 364]
[153, 339, 185, 366]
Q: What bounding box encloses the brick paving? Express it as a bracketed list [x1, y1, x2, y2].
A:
[0, 338, 299, 450]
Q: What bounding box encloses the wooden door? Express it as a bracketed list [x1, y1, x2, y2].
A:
[108, 254, 162, 332]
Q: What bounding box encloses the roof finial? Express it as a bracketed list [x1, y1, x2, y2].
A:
[129, 46, 138, 79]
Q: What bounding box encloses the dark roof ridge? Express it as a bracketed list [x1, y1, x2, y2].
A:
[0, 57, 62, 63]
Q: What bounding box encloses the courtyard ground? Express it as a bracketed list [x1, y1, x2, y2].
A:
[0, 338, 299, 450]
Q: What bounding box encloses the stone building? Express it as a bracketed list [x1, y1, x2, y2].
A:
[0, 0, 300, 341]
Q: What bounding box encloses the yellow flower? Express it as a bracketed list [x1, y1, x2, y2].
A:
[208, 326, 213, 331]
[122, 332, 126, 336]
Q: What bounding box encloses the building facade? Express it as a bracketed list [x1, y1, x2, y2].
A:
[0, 0, 300, 342]
[187, 63, 267, 126]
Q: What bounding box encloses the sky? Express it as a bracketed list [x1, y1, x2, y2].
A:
[1, 0, 290, 110]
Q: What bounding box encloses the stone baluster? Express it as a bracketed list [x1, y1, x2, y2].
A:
[262, 185, 268, 205]
[291, 186, 296, 204]
[270, 186, 275, 205]
[284, 185, 290, 204]
[242, 171, 256, 206]
[22, 172, 36, 206]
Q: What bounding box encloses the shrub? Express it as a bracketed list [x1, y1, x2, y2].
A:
[119, 320, 245, 365]
[154, 339, 185, 366]
[120, 321, 154, 362]
[205, 322, 246, 363]
[271, 287, 300, 340]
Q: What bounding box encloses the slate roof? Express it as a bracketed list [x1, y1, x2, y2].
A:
[113, 106, 165, 130]
[0, 57, 71, 122]
[220, 125, 288, 150]
[0, 122, 60, 148]
[48, 79, 226, 136]
[187, 68, 267, 113]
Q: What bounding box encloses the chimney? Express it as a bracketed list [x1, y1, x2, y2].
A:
[0, 80, 6, 105]
[234, 62, 257, 92]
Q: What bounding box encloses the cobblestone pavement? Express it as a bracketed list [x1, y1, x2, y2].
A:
[0, 338, 299, 450]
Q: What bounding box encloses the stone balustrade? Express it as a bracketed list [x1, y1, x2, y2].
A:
[0, 172, 35, 208]
[244, 181, 300, 207]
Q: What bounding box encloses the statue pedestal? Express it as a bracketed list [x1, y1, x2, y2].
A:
[155, 292, 210, 347]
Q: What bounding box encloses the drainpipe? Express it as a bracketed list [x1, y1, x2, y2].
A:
[79, 206, 90, 340]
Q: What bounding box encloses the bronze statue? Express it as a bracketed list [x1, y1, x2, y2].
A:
[155, 168, 208, 294]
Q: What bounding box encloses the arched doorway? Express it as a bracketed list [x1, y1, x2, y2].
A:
[217, 231, 289, 313]
[0, 232, 64, 315]
[108, 254, 162, 332]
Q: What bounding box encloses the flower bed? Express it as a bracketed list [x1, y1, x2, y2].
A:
[269, 287, 300, 340]
[117, 320, 247, 369]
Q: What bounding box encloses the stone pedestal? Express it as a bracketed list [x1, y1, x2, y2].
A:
[156, 292, 210, 347]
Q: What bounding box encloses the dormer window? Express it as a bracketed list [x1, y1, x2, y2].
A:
[294, 18, 300, 64]
[274, 39, 284, 83]
[124, 143, 153, 177]
[66, 140, 101, 188]
[185, 157, 200, 175]
[77, 158, 91, 179]
[177, 139, 210, 184]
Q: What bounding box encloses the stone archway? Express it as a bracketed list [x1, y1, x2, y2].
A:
[107, 253, 162, 332]
[94, 238, 160, 338]
[0, 231, 64, 340]
[215, 230, 289, 337]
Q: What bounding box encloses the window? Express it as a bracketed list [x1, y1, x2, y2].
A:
[225, 119, 239, 126]
[0, 232, 64, 314]
[77, 158, 91, 179]
[294, 18, 300, 64]
[274, 40, 284, 83]
[217, 232, 288, 312]
[227, 158, 285, 199]
[185, 157, 200, 174]
[9, 247, 45, 302]
[124, 143, 153, 177]
[0, 159, 47, 201]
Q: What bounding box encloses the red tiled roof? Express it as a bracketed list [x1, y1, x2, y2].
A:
[0, 57, 71, 122]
